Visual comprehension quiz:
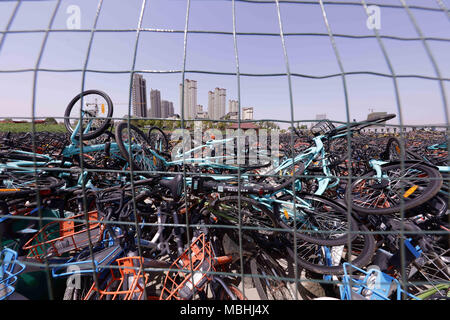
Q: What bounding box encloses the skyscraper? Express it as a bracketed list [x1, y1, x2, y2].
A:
[132, 74, 147, 118]
[208, 91, 215, 120]
[179, 79, 197, 120]
[168, 102, 174, 117]
[215, 88, 226, 119]
[150, 89, 161, 118]
[229, 100, 238, 114]
[161, 100, 170, 118]
[208, 88, 226, 120]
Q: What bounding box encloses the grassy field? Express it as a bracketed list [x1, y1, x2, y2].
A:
[0, 123, 66, 133]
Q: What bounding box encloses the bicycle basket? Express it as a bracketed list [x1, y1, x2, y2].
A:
[160, 233, 214, 300]
[339, 263, 420, 300]
[0, 248, 25, 300]
[23, 210, 102, 262]
[84, 256, 149, 300]
[310, 120, 336, 136]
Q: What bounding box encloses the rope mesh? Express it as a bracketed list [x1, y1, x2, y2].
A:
[0, 0, 449, 301]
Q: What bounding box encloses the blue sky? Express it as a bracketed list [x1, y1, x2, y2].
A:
[0, 0, 449, 127]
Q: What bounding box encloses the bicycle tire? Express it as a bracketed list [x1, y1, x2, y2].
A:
[287, 224, 376, 275]
[381, 137, 422, 162]
[64, 275, 97, 300]
[296, 269, 326, 300]
[276, 193, 359, 246]
[0, 173, 64, 198]
[115, 121, 163, 176]
[147, 126, 169, 154]
[217, 282, 247, 300]
[326, 136, 350, 168]
[64, 90, 114, 141]
[209, 196, 279, 239]
[347, 162, 443, 215]
[250, 254, 295, 300]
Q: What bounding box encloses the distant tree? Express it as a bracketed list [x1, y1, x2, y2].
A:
[172, 120, 182, 129]
[44, 117, 57, 124]
[216, 121, 227, 131]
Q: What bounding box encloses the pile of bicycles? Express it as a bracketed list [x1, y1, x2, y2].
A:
[0, 90, 448, 300]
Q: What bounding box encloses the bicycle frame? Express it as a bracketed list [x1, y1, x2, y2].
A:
[267, 134, 342, 195]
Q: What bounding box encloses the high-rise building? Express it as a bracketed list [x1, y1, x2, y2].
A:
[242, 107, 254, 120]
[208, 91, 215, 120]
[208, 88, 226, 120]
[168, 102, 174, 117]
[179, 79, 197, 120]
[216, 88, 226, 119]
[132, 74, 147, 118]
[161, 100, 171, 118]
[229, 100, 238, 114]
[150, 89, 161, 118]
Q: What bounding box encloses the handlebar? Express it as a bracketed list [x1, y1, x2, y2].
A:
[192, 163, 304, 196]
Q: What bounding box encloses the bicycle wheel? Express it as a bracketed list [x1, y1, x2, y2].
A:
[115, 121, 164, 175]
[208, 196, 279, 239]
[217, 282, 247, 300]
[64, 90, 113, 141]
[250, 251, 295, 300]
[347, 162, 443, 215]
[407, 246, 450, 293]
[276, 193, 359, 246]
[287, 224, 376, 275]
[0, 172, 64, 198]
[380, 137, 421, 162]
[147, 126, 169, 154]
[326, 136, 350, 168]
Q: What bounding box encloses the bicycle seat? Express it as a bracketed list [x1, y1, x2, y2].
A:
[160, 174, 184, 200]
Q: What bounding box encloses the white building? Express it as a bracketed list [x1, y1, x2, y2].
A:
[226, 112, 239, 120]
[316, 113, 326, 121]
[360, 111, 407, 134]
[179, 79, 197, 120]
[229, 100, 238, 114]
[242, 107, 254, 120]
[196, 112, 209, 119]
[207, 88, 226, 120]
[215, 88, 226, 120]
